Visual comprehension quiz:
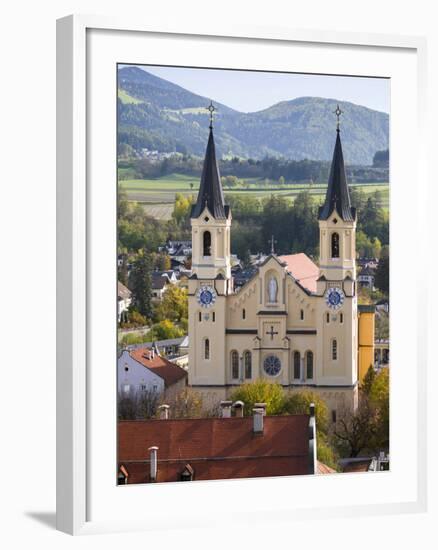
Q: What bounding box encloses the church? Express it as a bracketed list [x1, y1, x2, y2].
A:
[187, 110, 374, 415]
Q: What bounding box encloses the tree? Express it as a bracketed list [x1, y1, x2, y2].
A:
[369, 368, 389, 448]
[241, 248, 252, 268]
[130, 251, 152, 318]
[150, 319, 184, 340]
[172, 193, 192, 227]
[154, 285, 188, 323]
[278, 175, 285, 186]
[283, 390, 329, 435]
[375, 254, 389, 294]
[361, 365, 376, 396]
[333, 397, 379, 457]
[230, 380, 285, 416]
[162, 388, 203, 419]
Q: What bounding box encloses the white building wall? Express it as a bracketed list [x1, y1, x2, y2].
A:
[117, 350, 165, 394]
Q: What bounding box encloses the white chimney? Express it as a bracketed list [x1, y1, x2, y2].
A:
[253, 408, 264, 434]
[254, 403, 267, 415]
[233, 400, 244, 418]
[148, 446, 159, 482]
[158, 404, 170, 420]
[220, 400, 233, 418]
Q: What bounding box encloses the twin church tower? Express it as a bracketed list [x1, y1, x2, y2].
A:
[188, 106, 370, 415]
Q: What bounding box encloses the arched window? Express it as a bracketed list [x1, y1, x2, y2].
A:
[340, 312, 344, 323]
[306, 351, 314, 380]
[203, 231, 211, 256]
[244, 350, 252, 379]
[204, 338, 210, 360]
[331, 232, 340, 258]
[332, 339, 338, 360]
[326, 312, 330, 323]
[300, 309, 304, 321]
[231, 350, 239, 380]
[242, 308, 246, 320]
[198, 312, 202, 322]
[293, 351, 301, 380]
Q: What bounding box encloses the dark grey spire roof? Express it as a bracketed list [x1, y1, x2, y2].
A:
[318, 129, 356, 222]
[191, 128, 229, 220]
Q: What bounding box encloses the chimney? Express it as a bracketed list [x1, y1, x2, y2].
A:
[253, 408, 264, 434]
[148, 446, 159, 482]
[254, 403, 267, 415]
[158, 404, 170, 420]
[233, 400, 244, 418]
[220, 400, 233, 418]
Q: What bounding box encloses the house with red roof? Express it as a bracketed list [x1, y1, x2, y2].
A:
[118, 345, 187, 398]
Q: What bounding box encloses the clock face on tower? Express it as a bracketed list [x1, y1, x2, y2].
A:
[325, 287, 345, 310]
[196, 285, 217, 308]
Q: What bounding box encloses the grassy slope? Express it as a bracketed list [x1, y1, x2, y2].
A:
[118, 89, 144, 105]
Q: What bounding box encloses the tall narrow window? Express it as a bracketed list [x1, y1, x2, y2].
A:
[326, 312, 330, 323]
[300, 309, 304, 321]
[332, 339, 338, 360]
[198, 312, 202, 322]
[242, 308, 246, 320]
[244, 351, 252, 379]
[331, 232, 340, 258]
[204, 338, 210, 360]
[340, 312, 344, 323]
[293, 351, 301, 380]
[203, 231, 211, 256]
[212, 311, 215, 322]
[231, 350, 239, 380]
[306, 351, 314, 380]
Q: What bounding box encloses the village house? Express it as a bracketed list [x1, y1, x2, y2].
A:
[118, 346, 187, 397]
[151, 271, 178, 301]
[117, 402, 335, 484]
[358, 265, 375, 289]
[117, 281, 132, 323]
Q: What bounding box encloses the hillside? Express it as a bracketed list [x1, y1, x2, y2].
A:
[118, 66, 389, 165]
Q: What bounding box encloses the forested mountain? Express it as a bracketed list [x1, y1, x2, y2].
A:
[118, 66, 389, 165]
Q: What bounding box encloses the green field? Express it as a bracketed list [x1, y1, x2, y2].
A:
[118, 88, 144, 105]
[119, 173, 389, 220]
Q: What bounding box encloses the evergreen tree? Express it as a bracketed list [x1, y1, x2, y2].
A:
[375, 254, 389, 294]
[130, 250, 152, 318]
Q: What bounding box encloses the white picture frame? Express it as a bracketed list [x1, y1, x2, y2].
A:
[56, 15, 428, 535]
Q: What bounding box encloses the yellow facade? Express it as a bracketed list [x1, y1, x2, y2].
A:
[357, 307, 375, 382]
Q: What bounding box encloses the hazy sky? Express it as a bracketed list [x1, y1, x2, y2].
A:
[139, 65, 390, 114]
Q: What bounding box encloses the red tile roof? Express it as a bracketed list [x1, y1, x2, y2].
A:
[130, 347, 187, 388]
[317, 460, 336, 474]
[118, 415, 311, 483]
[279, 253, 319, 293]
[342, 460, 372, 473]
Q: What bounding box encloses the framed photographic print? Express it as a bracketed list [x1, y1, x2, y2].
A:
[57, 16, 427, 535]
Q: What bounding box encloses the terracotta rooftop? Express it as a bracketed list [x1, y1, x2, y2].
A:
[118, 415, 311, 484]
[279, 253, 320, 293]
[129, 347, 187, 388]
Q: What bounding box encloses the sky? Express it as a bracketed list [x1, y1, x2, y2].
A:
[140, 65, 390, 114]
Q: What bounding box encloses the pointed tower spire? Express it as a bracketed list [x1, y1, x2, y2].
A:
[191, 102, 228, 219]
[318, 106, 356, 222]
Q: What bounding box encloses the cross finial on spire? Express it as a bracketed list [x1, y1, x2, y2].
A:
[334, 104, 343, 132]
[269, 235, 277, 255]
[207, 100, 216, 130]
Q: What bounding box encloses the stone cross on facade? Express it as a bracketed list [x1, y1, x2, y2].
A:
[266, 325, 279, 340]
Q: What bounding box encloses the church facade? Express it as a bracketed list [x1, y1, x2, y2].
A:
[188, 116, 373, 415]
